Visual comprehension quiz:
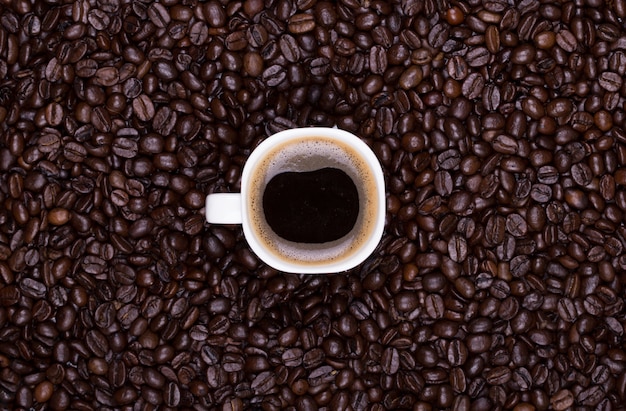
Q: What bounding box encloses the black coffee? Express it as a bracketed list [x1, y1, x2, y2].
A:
[263, 167, 359, 243]
[247, 135, 380, 266]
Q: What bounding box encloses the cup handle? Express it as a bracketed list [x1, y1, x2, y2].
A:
[205, 193, 243, 224]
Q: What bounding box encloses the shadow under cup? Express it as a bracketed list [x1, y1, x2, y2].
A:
[242, 129, 385, 274]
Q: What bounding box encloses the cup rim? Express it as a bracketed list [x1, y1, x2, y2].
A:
[240, 127, 386, 274]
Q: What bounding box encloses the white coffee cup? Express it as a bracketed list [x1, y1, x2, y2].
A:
[205, 127, 385, 273]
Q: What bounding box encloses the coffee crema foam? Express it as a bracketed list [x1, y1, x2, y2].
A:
[247, 136, 379, 266]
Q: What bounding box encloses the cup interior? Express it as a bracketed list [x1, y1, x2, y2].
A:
[240, 127, 386, 274]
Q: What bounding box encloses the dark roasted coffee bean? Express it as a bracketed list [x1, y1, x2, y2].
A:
[556, 30, 577, 52]
[148, 3, 170, 28]
[251, 371, 275, 395]
[598, 71, 622, 92]
[466, 47, 490, 67]
[462, 73, 485, 99]
[424, 294, 445, 319]
[485, 366, 511, 385]
[437, 149, 461, 170]
[262, 65, 286, 87]
[428, 23, 449, 48]
[369, 45, 387, 75]
[447, 55, 468, 80]
[485, 25, 500, 54]
[224, 31, 247, 51]
[288, 13, 315, 34]
[447, 234, 467, 262]
[133, 94, 155, 121]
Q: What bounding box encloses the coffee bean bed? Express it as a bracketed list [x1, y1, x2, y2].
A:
[1, 0, 626, 410]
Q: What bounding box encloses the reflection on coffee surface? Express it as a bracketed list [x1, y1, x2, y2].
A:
[263, 167, 359, 243]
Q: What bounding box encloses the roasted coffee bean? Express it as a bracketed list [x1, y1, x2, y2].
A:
[225, 31, 247, 51]
[262, 65, 286, 87]
[447, 234, 467, 262]
[189, 21, 209, 45]
[598, 72, 622, 92]
[428, 23, 449, 48]
[251, 371, 275, 395]
[485, 366, 511, 385]
[466, 47, 491, 67]
[288, 13, 315, 34]
[94, 67, 119, 87]
[485, 25, 500, 54]
[147, 2, 170, 28]
[447, 55, 468, 80]
[133, 95, 155, 121]
[381, 347, 400, 375]
[437, 149, 461, 170]
[462, 73, 485, 99]
[423, 294, 444, 319]
[282, 348, 303, 367]
[369, 45, 387, 75]
[112, 138, 138, 158]
[492, 134, 518, 154]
